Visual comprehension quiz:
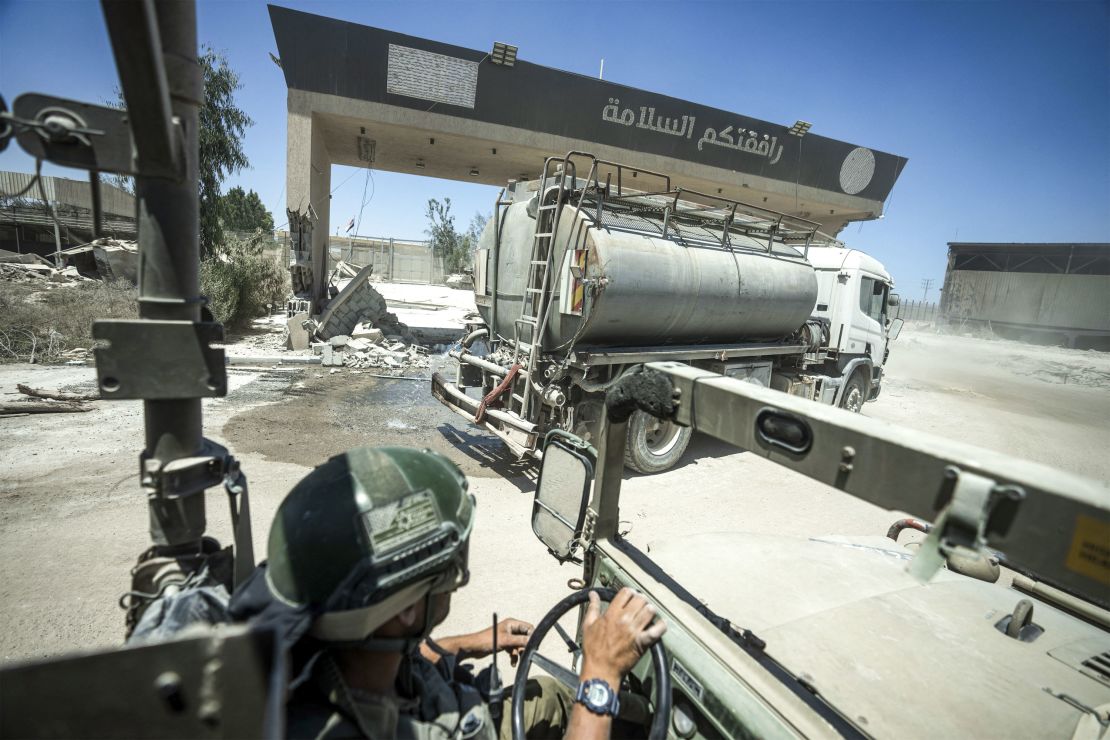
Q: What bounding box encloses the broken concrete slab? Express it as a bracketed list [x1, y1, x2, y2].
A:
[316, 262, 414, 342]
[286, 311, 312, 351]
[328, 335, 350, 347]
[0, 250, 53, 267]
[346, 338, 372, 352]
[351, 323, 383, 343]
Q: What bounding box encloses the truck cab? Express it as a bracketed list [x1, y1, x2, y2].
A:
[808, 246, 901, 409]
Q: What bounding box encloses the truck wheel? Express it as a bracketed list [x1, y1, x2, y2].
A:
[624, 410, 692, 474]
[839, 371, 868, 413]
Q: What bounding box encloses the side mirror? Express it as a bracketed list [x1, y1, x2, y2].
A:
[532, 431, 595, 562]
[887, 317, 904, 341]
[888, 292, 901, 307]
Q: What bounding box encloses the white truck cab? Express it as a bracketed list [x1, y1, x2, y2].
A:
[807, 246, 902, 410]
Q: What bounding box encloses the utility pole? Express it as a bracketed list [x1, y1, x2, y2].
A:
[921, 278, 935, 302]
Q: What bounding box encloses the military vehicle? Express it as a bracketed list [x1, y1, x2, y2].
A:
[517, 363, 1110, 738]
[433, 156, 905, 473]
[3, 2, 1108, 739]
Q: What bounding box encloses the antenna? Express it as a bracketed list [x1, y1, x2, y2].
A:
[488, 612, 503, 723]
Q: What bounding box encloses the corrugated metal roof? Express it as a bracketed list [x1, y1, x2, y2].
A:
[0, 171, 134, 217]
[0, 171, 55, 202]
[948, 242, 1110, 254]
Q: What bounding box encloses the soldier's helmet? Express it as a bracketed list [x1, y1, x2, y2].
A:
[266, 446, 473, 642]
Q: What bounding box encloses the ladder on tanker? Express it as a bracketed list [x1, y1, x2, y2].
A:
[514, 156, 579, 419]
[513, 154, 673, 419]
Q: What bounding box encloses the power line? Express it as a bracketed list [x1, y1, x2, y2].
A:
[354, 166, 375, 235]
[270, 165, 363, 233]
[921, 277, 935, 302]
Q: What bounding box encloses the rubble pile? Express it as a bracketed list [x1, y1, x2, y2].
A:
[0, 240, 138, 285]
[316, 262, 414, 343]
[314, 332, 430, 371]
[444, 273, 474, 290]
[0, 251, 92, 285]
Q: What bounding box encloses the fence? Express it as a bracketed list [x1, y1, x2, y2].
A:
[327, 236, 443, 284]
[890, 299, 938, 322]
[271, 230, 445, 285]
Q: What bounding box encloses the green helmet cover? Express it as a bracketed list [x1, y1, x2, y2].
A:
[266, 447, 473, 640]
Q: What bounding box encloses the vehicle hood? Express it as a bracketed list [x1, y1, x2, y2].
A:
[646, 532, 1110, 738]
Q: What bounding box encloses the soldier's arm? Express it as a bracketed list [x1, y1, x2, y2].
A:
[565, 588, 666, 740]
[420, 617, 533, 664]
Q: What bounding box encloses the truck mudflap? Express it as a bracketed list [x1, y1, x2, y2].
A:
[430, 372, 541, 459]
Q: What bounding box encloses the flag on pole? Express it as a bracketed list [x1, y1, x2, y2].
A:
[345, 217, 355, 233]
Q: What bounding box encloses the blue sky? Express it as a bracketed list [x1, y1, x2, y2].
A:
[2, 0, 1108, 298]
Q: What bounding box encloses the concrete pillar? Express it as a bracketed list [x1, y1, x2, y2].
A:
[287, 92, 331, 313]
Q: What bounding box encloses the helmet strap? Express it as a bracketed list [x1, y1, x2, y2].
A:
[336, 592, 436, 653]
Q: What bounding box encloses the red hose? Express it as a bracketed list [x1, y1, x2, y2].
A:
[886, 517, 932, 542]
[474, 363, 522, 423]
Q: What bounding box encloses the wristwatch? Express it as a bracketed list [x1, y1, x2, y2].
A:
[575, 677, 621, 717]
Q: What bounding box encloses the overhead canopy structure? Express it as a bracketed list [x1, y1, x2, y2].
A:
[940, 242, 1110, 349]
[269, 5, 908, 309]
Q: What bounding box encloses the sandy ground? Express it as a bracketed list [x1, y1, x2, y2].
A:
[870, 326, 1110, 480]
[1, 314, 1107, 677]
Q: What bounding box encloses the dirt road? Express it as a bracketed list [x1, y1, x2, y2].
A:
[1, 325, 1106, 668]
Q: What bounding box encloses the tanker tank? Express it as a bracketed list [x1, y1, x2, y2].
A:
[477, 198, 819, 348]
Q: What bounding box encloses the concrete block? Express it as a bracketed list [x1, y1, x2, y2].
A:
[328, 335, 350, 348]
[347, 338, 372, 352]
[351, 323, 383, 342]
[286, 311, 311, 351]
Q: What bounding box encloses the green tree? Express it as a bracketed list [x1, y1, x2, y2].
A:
[198, 48, 252, 255]
[465, 211, 489, 250]
[220, 186, 274, 234]
[200, 236, 289, 327]
[425, 198, 469, 274]
[106, 47, 252, 256]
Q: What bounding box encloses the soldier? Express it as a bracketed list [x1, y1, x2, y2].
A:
[231, 446, 664, 739]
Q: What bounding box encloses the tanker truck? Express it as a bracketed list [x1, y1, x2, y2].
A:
[432, 152, 904, 473]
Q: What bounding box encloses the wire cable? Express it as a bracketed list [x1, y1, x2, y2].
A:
[354, 165, 375, 235]
[270, 165, 364, 233]
[0, 159, 43, 199]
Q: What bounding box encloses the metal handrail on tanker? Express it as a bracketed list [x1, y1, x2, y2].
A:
[580, 185, 833, 258]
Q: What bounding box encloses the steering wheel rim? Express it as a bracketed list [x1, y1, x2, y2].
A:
[511, 587, 671, 740]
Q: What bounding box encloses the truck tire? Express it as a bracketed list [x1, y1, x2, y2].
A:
[624, 410, 693, 474]
[839, 371, 868, 413]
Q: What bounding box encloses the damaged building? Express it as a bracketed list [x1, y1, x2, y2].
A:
[0, 171, 136, 258]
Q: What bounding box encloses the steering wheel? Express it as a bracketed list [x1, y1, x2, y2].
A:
[511, 587, 671, 740]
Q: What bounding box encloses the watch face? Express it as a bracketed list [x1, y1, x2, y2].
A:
[586, 681, 611, 707]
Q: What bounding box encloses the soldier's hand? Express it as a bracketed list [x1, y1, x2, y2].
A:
[451, 617, 533, 663]
[496, 617, 534, 666]
[579, 588, 667, 685]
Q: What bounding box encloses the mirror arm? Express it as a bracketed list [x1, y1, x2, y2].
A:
[591, 413, 627, 541]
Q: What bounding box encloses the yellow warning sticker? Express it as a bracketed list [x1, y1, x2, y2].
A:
[1065, 514, 1110, 586]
